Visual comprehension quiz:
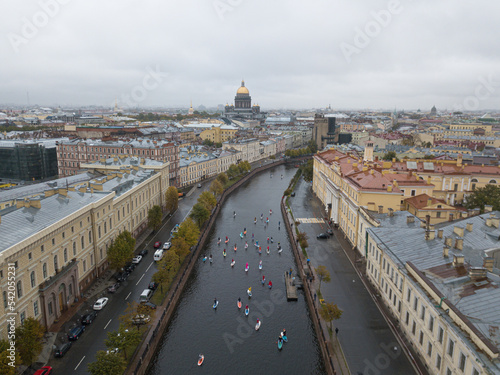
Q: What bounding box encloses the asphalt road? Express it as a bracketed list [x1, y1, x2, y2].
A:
[289, 177, 416, 375]
[49, 185, 206, 375]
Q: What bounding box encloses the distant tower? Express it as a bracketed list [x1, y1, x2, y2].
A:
[188, 100, 194, 115]
[363, 141, 374, 162]
[430, 105, 437, 116]
[114, 98, 118, 113]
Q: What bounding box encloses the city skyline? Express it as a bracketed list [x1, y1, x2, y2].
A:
[2, 0, 500, 110]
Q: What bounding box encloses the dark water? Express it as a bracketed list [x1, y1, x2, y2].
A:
[147, 165, 326, 375]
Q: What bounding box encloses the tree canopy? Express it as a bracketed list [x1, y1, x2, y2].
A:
[190, 203, 210, 229]
[319, 302, 343, 331]
[216, 173, 229, 186]
[177, 217, 200, 247]
[107, 231, 135, 271]
[0, 340, 20, 374]
[315, 265, 331, 293]
[198, 191, 217, 211]
[382, 151, 397, 161]
[88, 350, 127, 375]
[210, 179, 224, 196]
[165, 186, 179, 213]
[15, 318, 44, 367]
[147, 205, 162, 232]
[465, 184, 500, 213]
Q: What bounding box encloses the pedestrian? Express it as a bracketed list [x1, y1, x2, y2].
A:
[335, 327, 339, 336]
[314, 293, 317, 301]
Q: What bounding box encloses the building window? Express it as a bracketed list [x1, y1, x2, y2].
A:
[64, 248, 68, 263]
[73, 242, 76, 256]
[438, 327, 444, 343]
[421, 306, 426, 321]
[3, 291, 7, 309]
[412, 321, 416, 335]
[98, 227, 101, 238]
[429, 316, 434, 332]
[446, 369, 452, 375]
[91, 254, 94, 266]
[34, 300, 39, 316]
[28, 252, 32, 260]
[459, 353, 466, 371]
[81, 236, 85, 249]
[436, 354, 441, 370]
[30, 271, 36, 288]
[411, 190, 416, 196]
[419, 331, 424, 345]
[83, 260, 86, 272]
[48, 301, 53, 315]
[43, 263, 47, 278]
[407, 288, 411, 302]
[16, 280, 23, 298]
[41, 245, 44, 253]
[427, 342, 432, 357]
[472, 368, 479, 375]
[20, 311, 25, 325]
[413, 297, 418, 311]
[447, 339, 455, 358]
[89, 231, 92, 244]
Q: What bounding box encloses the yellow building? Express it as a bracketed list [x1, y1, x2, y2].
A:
[404, 193, 463, 224]
[200, 125, 238, 144]
[0, 158, 169, 337]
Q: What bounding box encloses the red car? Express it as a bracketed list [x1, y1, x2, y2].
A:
[154, 241, 162, 249]
[34, 366, 52, 375]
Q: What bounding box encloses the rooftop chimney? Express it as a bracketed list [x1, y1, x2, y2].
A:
[388, 208, 394, 217]
[466, 222, 473, 232]
[445, 236, 453, 247]
[453, 254, 465, 267]
[426, 230, 435, 240]
[483, 257, 494, 272]
[455, 237, 463, 251]
[406, 215, 414, 224]
[469, 267, 487, 282]
[454, 226, 465, 237]
[484, 205, 493, 213]
[443, 246, 449, 257]
[378, 205, 383, 214]
[437, 229, 444, 239]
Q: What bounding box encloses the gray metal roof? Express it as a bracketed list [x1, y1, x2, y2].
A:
[0, 191, 110, 253]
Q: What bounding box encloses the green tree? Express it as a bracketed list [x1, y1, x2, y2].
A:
[465, 185, 500, 212]
[382, 151, 397, 161]
[107, 231, 135, 271]
[105, 325, 141, 360]
[176, 217, 200, 247]
[315, 265, 331, 293]
[210, 179, 224, 196]
[300, 159, 314, 182]
[216, 173, 229, 186]
[152, 265, 170, 294]
[190, 203, 210, 228]
[423, 154, 435, 159]
[120, 302, 155, 331]
[165, 186, 179, 213]
[0, 340, 20, 375]
[227, 164, 240, 179]
[88, 350, 127, 375]
[307, 140, 318, 153]
[215, 142, 223, 148]
[198, 191, 217, 211]
[147, 205, 162, 232]
[202, 139, 214, 146]
[319, 302, 343, 332]
[15, 318, 44, 367]
[171, 236, 191, 261]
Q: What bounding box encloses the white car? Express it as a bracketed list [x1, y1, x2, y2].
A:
[132, 255, 142, 264]
[93, 297, 109, 310]
[163, 242, 171, 250]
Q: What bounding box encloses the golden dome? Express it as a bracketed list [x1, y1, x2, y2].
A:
[236, 80, 249, 95]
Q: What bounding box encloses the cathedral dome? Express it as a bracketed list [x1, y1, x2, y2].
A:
[236, 80, 249, 95]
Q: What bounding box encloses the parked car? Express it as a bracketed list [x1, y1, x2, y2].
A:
[139, 248, 148, 256]
[132, 314, 151, 325]
[124, 262, 135, 273]
[197, 183, 202, 188]
[326, 228, 334, 235]
[316, 233, 330, 239]
[148, 281, 158, 291]
[67, 325, 85, 341]
[114, 272, 129, 282]
[93, 297, 109, 310]
[172, 224, 179, 233]
[141, 301, 157, 310]
[107, 282, 120, 293]
[34, 366, 53, 375]
[291, 192, 296, 197]
[132, 255, 142, 264]
[154, 241, 162, 249]
[81, 310, 98, 325]
[54, 342, 72, 358]
[163, 242, 171, 250]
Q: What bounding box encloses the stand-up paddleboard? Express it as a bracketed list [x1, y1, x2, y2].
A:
[213, 300, 218, 309]
[237, 300, 242, 309]
[278, 339, 283, 350]
[245, 265, 249, 272]
[259, 261, 262, 270]
[255, 320, 261, 331]
[231, 260, 235, 267]
[198, 354, 204, 366]
[202, 256, 207, 262]
[247, 288, 252, 297]
[223, 249, 226, 257]
[245, 307, 249, 316]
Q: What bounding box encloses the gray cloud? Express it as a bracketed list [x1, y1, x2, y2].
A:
[1, 0, 499, 110]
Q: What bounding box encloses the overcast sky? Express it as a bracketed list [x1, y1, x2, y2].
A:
[2, 0, 500, 111]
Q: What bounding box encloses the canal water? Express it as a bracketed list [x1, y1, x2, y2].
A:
[147, 165, 326, 375]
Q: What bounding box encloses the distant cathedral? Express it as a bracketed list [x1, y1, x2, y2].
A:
[224, 80, 266, 121]
[430, 105, 437, 116]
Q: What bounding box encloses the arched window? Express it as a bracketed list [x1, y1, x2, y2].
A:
[471, 178, 478, 191]
[30, 271, 36, 288]
[489, 180, 497, 184]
